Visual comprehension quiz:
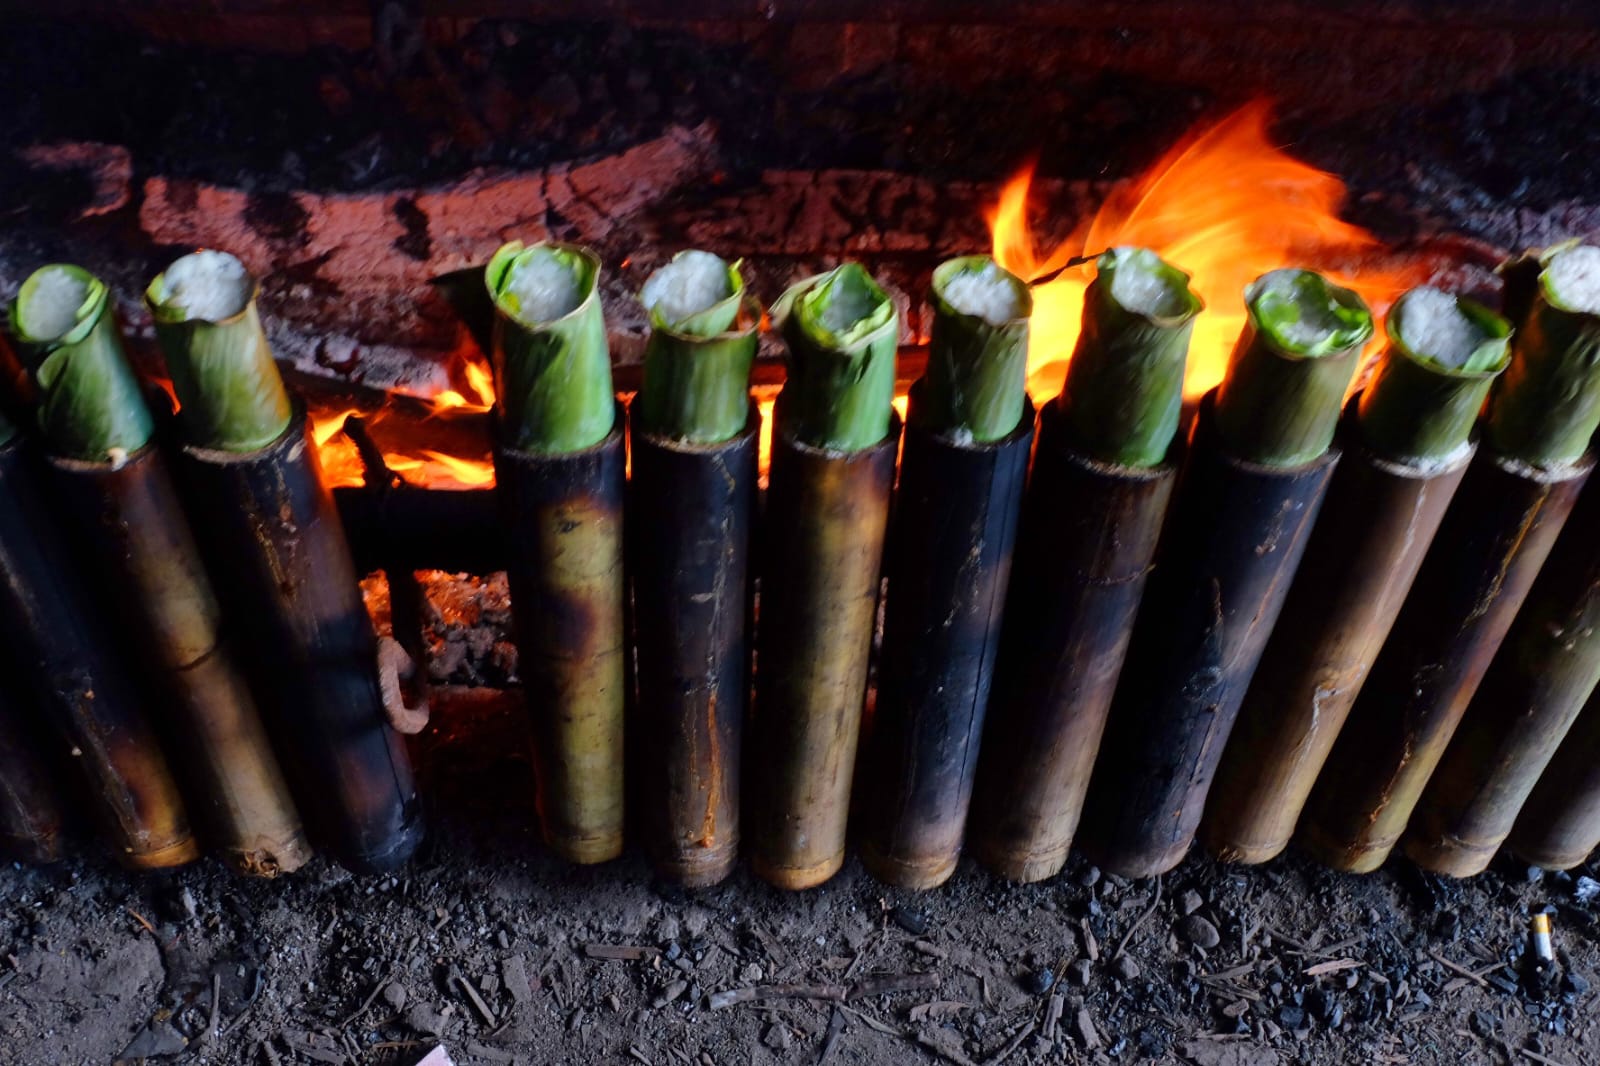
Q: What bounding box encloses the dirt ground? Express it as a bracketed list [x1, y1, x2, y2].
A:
[2, 678, 1597, 1066]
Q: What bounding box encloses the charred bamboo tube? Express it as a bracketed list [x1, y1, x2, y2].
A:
[1403, 474, 1600, 876]
[175, 407, 424, 872]
[968, 247, 1195, 883]
[748, 263, 900, 890]
[858, 257, 1032, 889]
[1200, 288, 1509, 864]
[150, 251, 422, 873]
[496, 414, 627, 863]
[0, 427, 197, 868]
[488, 241, 626, 863]
[1298, 453, 1590, 873]
[1508, 680, 1600, 869]
[15, 262, 309, 876]
[857, 390, 1032, 888]
[629, 404, 758, 886]
[629, 253, 758, 886]
[1301, 250, 1600, 875]
[0, 683, 65, 864]
[49, 449, 313, 875]
[1076, 270, 1366, 878]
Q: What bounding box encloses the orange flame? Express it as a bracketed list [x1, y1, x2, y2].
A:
[991, 102, 1425, 402]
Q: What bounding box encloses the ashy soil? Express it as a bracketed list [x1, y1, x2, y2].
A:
[1, 685, 1597, 1066]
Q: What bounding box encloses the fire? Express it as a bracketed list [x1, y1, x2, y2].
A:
[991, 101, 1425, 401]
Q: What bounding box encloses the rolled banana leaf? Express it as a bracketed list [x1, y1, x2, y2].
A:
[11, 264, 153, 461]
[1356, 287, 1511, 464]
[1057, 246, 1201, 467]
[922, 255, 1032, 443]
[486, 241, 614, 455]
[146, 250, 291, 453]
[1488, 242, 1600, 467]
[771, 263, 900, 452]
[1215, 268, 1372, 466]
[638, 251, 759, 444]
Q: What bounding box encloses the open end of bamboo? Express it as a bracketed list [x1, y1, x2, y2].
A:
[152, 250, 253, 322]
[1543, 244, 1600, 314]
[500, 245, 589, 327]
[1391, 287, 1510, 373]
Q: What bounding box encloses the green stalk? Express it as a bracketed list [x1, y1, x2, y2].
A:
[146, 252, 292, 453]
[1056, 247, 1201, 467]
[771, 263, 899, 452]
[1215, 268, 1372, 466]
[12, 265, 154, 462]
[922, 256, 1032, 442]
[486, 241, 614, 455]
[638, 252, 757, 444]
[1487, 242, 1600, 467]
[1357, 287, 1511, 464]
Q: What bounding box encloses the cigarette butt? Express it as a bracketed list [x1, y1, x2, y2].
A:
[1531, 913, 1555, 962]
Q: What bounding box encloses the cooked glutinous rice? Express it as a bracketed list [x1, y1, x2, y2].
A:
[641, 251, 732, 328]
[22, 266, 90, 340]
[159, 250, 252, 321]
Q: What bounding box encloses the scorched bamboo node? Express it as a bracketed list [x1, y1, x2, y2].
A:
[1299, 262, 1600, 874]
[486, 241, 614, 454]
[922, 255, 1032, 443]
[495, 404, 627, 865]
[1215, 268, 1371, 467]
[1487, 243, 1600, 468]
[628, 400, 758, 887]
[1056, 246, 1201, 468]
[1201, 286, 1506, 866]
[1077, 332, 1346, 878]
[150, 251, 422, 873]
[1404, 451, 1600, 877]
[146, 250, 291, 453]
[0, 424, 197, 869]
[18, 263, 311, 875]
[749, 264, 901, 890]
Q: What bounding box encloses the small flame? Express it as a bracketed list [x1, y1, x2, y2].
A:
[991, 101, 1424, 402]
[420, 449, 496, 487]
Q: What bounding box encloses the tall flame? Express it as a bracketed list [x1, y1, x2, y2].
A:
[992, 102, 1424, 401]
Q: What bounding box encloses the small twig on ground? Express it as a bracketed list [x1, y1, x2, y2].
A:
[1519, 1048, 1573, 1066]
[916, 1032, 980, 1066]
[708, 983, 847, 1010]
[127, 908, 157, 937]
[848, 973, 941, 1000]
[982, 1018, 1037, 1066]
[1113, 876, 1162, 961]
[837, 1005, 901, 1037]
[339, 975, 392, 1029]
[1428, 950, 1490, 989]
[1303, 958, 1363, 978]
[584, 944, 659, 962]
[1262, 925, 1313, 954]
[207, 972, 221, 1041]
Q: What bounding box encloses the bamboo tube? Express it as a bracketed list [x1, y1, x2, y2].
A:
[1076, 269, 1365, 878]
[50, 449, 314, 875]
[968, 247, 1194, 883]
[629, 252, 760, 886]
[748, 263, 900, 890]
[629, 404, 758, 886]
[15, 263, 309, 876]
[150, 251, 422, 873]
[0, 683, 65, 864]
[1301, 251, 1600, 875]
[1201, 287, 1509, 864]
[488, 241, 625, 864]
[0, 426, 196, 869]
[1405, 473, 1600, 876]
[858, 390, 1032, 888]
[856, 256, 1033, 888]
[1508, 681, 1600, 869]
